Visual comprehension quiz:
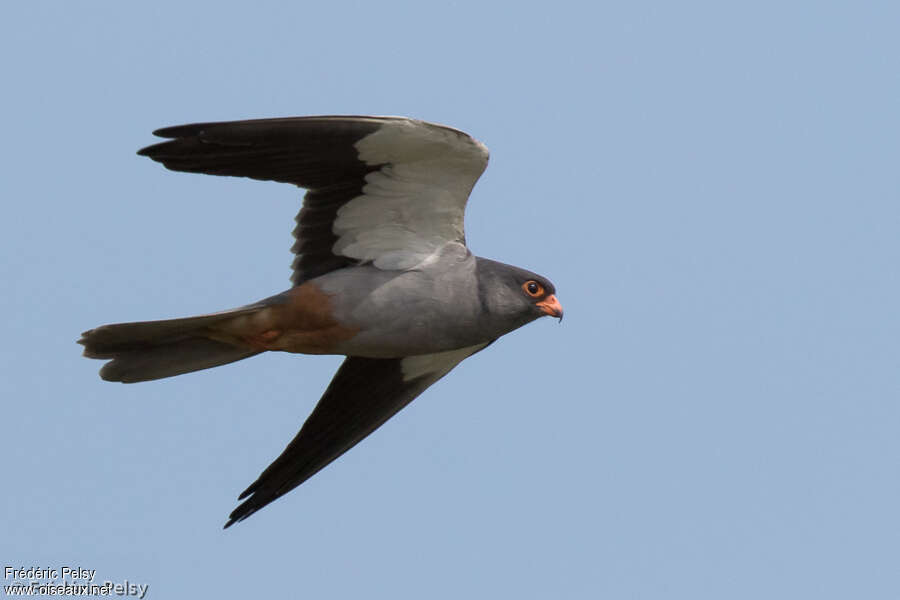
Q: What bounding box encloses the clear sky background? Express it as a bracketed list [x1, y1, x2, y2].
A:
[3, 1, 898, 598]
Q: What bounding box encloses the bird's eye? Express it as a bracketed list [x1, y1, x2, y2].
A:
[522, 280, 544, 297]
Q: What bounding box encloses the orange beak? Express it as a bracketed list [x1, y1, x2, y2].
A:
[536, 294, 564, 321]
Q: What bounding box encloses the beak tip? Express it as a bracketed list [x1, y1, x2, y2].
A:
[536, 294, 564, 321]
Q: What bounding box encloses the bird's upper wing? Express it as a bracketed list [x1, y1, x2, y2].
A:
[224, 342, 491, 528]
[138, 116, 490, 284]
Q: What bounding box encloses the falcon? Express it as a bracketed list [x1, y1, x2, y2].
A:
[79, 116, 563, 528]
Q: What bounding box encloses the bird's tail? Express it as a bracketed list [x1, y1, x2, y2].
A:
[79, 306, 265, 383]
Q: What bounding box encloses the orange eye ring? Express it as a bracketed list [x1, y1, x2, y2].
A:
[522, 280, 544, 298]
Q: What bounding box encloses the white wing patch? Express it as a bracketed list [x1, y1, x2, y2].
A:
[333, 119, 489, 270]
[400, 342, 490, 383]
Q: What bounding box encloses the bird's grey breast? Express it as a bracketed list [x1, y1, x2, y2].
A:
[316, 244, 490, 357]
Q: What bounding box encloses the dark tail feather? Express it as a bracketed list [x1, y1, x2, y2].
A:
[79, 308, 262, 383]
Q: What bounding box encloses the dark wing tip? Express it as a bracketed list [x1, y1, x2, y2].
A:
[223, 496, 262, 529]
[221, 471, 275, 529]
[223, 513, 241, 529]
[148, 115, 394, 142]
[136, 124, 208, 157]
[237, 483, 257, 501]
[151, 123, 204, 138]
[135, 144, 158, 157]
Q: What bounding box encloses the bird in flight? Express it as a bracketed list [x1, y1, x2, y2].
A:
[79, 116, 563, 528]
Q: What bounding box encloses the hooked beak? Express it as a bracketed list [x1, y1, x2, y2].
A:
[536, 294, 564, 322]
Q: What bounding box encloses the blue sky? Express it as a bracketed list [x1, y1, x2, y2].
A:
[3, 1, 899, 598]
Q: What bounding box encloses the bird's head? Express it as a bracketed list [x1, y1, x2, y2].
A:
[475, 258, 563, 332]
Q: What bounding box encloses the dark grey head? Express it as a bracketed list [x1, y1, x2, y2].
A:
[474, 257, 563, 336]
